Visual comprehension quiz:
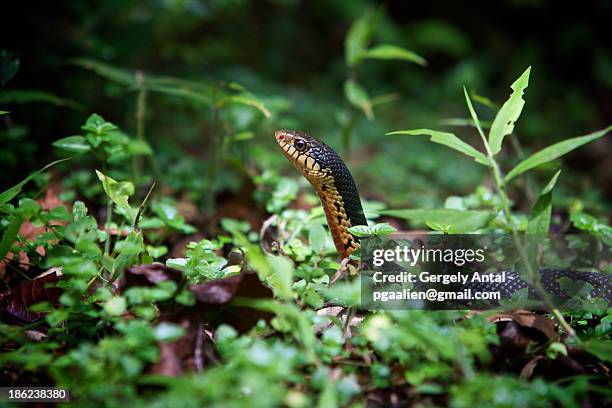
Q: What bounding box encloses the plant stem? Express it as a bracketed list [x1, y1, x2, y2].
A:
[134, 70, 160, 183]
[205, 87, 220, 213]
[104, 198, 113, 255]
[484, 140, 576, 337]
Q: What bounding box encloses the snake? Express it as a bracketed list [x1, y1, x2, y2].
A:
[274, 129, 611, 304]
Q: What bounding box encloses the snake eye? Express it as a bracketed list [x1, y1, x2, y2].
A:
[294, 138, 307, 151]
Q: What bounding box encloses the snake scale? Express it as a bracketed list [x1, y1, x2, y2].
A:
[274, 129, 611, 303]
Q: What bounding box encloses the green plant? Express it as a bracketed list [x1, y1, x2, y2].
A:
[341, 7, 426, 153]
[388, 67, 611, 335]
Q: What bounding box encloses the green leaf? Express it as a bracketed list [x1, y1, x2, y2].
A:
[387, 129, 489, 165]
[345, 9, 380, 67]
[166, 258, 187, 270]
[505, 126, 611, 182]
[127, 139, 153, 156]
[546, 342, 567, 359]
[231, 131, 255, 141]
[0, 111, 8, 115]
[344, 79, 373, 119]
[0, 214, 23, 262]
[83, 113, 118, 135]
[308, 223, 332, 254]
[64, 215, 99, 244]
[72, 201, 88, 221]
[584, 339, 612, 363]
[154, 322, 185, 342]
[569, 210, 610, 234]
[95, 170, 136, 222]
[381, 209, 493, 233]
[318, 379, 338, 408]
[16, 198, 41, 218]
[347, 225, 371, 237]
[526, 170, 561, 235]
[0, 89, 83, 110]
[52, 135, 90, 153]
[324, 279, 361, 306]
[104, 296, 127, 316]
[463, 87, 488, 144]
[370, 223, 397, 235]
[72, 58, 136, 86]
[266, 255, 294, 300]
[145, 82, 213, 105]
[488, 67, 531, 155]
[558, 277, 594, 298]
[0, 158, 70, 206]
[146, 245, 168, 259]
[227, 95, 271, 118]
[359, 44, 427, 66]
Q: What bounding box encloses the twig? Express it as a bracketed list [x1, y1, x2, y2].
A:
[330, 257, 351, 286]
[259, 214, 278, 255]
[134, 182, 156, 232]
[342, 306, 355, 340]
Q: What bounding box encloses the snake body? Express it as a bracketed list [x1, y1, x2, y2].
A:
[275, 130, 366, 258]
[274, 129, 611, 304]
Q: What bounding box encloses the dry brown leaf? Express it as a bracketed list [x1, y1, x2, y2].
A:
[489, 309, 556, 339]
[0, 271, 62, 322]
[520, 356, 545, 379]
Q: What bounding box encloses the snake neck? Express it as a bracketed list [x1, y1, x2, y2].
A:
[315, 183, 361, 258]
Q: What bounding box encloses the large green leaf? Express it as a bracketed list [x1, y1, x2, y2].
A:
[387, 129, 489, 165]
[526, 170, 561, 235]
[0, 89, 82, 110]
[82, 113, 119, 135]
[265, 255, 294, 300]
[505, 126, 611, 182]
[344, 79, 373, 119]
[0, 158, 70, 206]
[359, 44, 427, 66]
[381, 209, 493, 233]
[308, 223, 333, 254]
[95, 170, 136, 223]
[584, 339, 612, 363]
[488, 67, 531, 155]
[72, 58, 136, 86]
[52, 135, 90, 154]
[227, 95, 271, 118]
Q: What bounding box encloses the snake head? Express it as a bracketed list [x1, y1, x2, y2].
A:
[275, 130, 327, 184]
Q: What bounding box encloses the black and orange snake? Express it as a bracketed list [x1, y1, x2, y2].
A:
[274, 129, 611, 303]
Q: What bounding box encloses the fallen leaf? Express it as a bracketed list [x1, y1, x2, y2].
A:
[520, 356, 545, 379]
[118, 263, 186, 291]
[0, 271, 62, 322]
[489, 309, 556, 340]
[497, 320, 532, 359]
